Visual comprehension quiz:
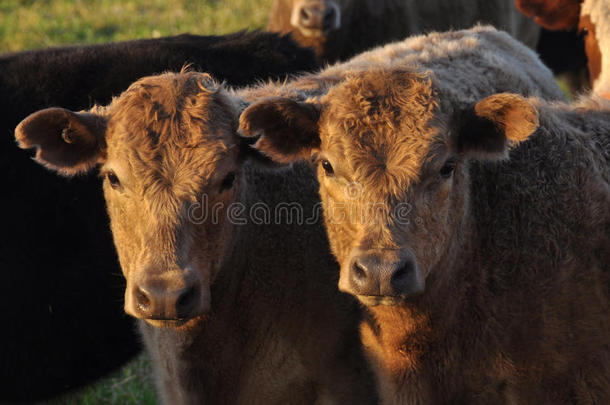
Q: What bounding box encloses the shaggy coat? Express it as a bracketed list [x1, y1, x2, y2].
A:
[3, 31, 316, 403]
[238, 28, 609, 403]
[516, 0, 610, 97]
[15, 72, 377, 404]
[268, 0, 540, 63]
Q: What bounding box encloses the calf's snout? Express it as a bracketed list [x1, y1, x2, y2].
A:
[342, 250, 424, 302]
[126, 274, 207, 321]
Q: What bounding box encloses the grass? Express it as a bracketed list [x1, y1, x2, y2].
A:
[1, 1, 272, 403]
[0, 0, 273, 53]
[43, 354, 157, 405]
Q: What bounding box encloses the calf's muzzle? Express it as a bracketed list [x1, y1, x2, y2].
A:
[127, 274, 207, 321]
[343, 250, 425, 303]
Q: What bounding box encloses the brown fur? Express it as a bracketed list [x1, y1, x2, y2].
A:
[255, 70, 609, 404]
[15, 71, 378, 404]
[268, 0, 541, 63]
[236, 28, 608, 403]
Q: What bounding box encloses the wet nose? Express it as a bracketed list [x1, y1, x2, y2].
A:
[349, 254, 418, 297]
[131, 279, 201, 321]
[295, 2, 340, 32]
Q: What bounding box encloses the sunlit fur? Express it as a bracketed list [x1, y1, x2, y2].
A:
[268, 0, 540, 63]
[241, 25, 563, 106]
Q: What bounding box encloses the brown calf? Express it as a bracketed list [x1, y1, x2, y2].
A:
[268, 0, 541, 63]
[238, 36, 609, 405]
[15, 71, 377, 404]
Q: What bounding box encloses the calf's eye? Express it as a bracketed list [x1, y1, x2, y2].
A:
[219, 172, 236, 192]
[106, 171, 121, 189]
[321, 160, 334, 176]
[439, 158, 457, 179]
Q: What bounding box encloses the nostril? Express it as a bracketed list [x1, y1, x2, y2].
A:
[135, 287, 151, 313]
[176, 286, 198, 317]
[352, 260, 368, 282]
[324, 8, 335, 25]
[390, 262, 412, 291]
[300, 8, 311, 23]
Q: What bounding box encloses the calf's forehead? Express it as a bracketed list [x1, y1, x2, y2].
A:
[102, 72, 239, 189]
[319, 69, 445, 195]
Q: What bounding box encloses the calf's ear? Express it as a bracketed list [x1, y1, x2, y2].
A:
[15, 107, 107, 176]
[455, 93, 539, 161]
[238, 97, 321, 164]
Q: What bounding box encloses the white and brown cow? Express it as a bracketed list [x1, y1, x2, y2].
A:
[268, 0, 541, 62]
[238, 30, 609, 404]
[14, 71, 378, 405]
[516, 0, 610, 98]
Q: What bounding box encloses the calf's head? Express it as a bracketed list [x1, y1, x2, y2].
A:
[239, 69, 538, 305]
[16, 72, 253, 326]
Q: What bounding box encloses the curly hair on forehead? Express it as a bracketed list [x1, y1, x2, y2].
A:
[323, 68, 437, 131]
[105, 71, 237, 152]
[320, 68, 442, 198]
[98, 71, 241, 211]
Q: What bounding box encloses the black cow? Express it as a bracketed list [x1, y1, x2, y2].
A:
[1, 31, 317, 403]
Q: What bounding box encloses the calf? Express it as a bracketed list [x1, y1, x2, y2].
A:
[15, 71, 377, 404]
[2, 31, 317, 402]
[516, 0, 610, 97]
[240, 33, 610, 404]
[268, 0, 540, 62]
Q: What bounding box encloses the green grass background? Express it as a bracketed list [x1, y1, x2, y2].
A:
[0, 0, 273, 53]
[1, 1, 271, 403]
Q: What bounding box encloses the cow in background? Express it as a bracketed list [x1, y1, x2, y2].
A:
[268, 0, 540, 63]
[516, 0, 610, 97]
[1, 31, 317, 403]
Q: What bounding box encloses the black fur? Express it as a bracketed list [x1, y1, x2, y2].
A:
[455, 108, 508, 156]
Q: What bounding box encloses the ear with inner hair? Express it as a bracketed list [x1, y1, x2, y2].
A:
[455, 93, 539, 161]
[15, 107, 107, 176]
[238, 97, 322, 164]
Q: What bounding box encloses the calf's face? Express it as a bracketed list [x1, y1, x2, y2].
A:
[16, 72, 247, 326]
[239, 69, 538, 305]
